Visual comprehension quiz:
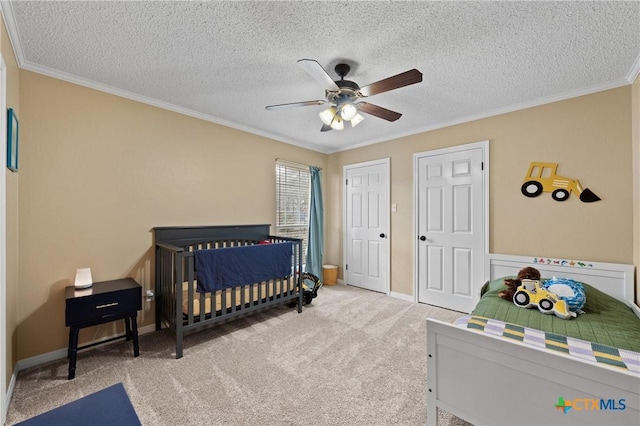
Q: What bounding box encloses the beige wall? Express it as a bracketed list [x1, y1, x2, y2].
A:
[325, 87, 634, 299]
[2, 18, 19, 391]
[17, 71, 327, 359]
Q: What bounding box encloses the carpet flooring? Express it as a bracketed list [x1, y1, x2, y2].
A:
[6, 284, 472, 426]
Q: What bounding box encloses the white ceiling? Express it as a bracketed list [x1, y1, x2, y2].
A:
[2, 1, 639, 154]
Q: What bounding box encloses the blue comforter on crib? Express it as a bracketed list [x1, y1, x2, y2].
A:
[194, 242, 293, 292]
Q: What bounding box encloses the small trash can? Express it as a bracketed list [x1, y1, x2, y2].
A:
[322, 264, 338, 286]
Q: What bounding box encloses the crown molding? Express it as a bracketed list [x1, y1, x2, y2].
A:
[0, 1, 25, 66]
[627, 52, 640, 84]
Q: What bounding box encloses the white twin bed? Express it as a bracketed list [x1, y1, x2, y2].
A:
[427, 253, 639, 426]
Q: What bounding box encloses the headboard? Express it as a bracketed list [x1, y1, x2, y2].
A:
[487, 253, 635, 306]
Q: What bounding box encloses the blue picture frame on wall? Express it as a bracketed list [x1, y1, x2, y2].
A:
[7, 108, 18, 172]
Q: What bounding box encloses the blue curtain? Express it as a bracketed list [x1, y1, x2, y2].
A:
[306, 166, 324, 279]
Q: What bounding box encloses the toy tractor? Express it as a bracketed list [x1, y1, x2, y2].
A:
[513, 279, 576, 319]
[521, 162, 600, 202]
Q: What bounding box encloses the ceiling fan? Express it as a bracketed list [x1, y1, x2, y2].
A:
[265, 59, 423, 131]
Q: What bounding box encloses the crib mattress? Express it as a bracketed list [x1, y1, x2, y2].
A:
[182, 281, 293, 316]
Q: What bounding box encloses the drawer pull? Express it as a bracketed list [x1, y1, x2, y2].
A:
[96, 302, 119, 309]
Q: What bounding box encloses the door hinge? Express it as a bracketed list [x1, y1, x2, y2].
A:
[481, 162, 484, 171]
[345, 264, 348, 270]
[345, 179, 348, 185]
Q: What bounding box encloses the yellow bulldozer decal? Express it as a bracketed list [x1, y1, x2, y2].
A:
[521, 162, 600, 202]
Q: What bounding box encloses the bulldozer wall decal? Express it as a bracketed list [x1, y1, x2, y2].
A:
[521, 162, 601, 202]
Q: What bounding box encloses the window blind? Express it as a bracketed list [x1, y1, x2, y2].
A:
[276, 160, 310, 260]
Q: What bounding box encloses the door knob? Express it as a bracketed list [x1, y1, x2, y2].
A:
[379, 233, 386, 238]
[419, 235, 426, 241]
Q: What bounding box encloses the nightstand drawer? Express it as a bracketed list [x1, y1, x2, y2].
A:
[65, 279, 142, 326]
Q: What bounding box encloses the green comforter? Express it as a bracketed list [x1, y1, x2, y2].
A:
[472, 277, 640, 352]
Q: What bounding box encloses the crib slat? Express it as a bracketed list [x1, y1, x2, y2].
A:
[198, 293, 205, 323]
[168, 250, 176, 328]
[175, 252, 184, 359]
[273, 279, 278, 300]
[240, 283, 245, 310]
[276, 279, 280, 299]
[231, 285, 236, 313]
[187, 255, 195, 325]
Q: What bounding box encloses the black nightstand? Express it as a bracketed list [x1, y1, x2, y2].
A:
[65, 278, 142, 379]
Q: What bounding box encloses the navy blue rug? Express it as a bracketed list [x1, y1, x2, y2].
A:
[16, 383, 141, 426]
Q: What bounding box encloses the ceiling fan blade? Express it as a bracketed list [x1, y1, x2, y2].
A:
[358, 102, 402, 122]
[320, 124, 332, 132]
[298, 59, 340, 91]
[359, 69, 423, 97]
[265, 100, 326, 110]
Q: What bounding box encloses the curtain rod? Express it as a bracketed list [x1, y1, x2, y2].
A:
[276, 158, 322, 170]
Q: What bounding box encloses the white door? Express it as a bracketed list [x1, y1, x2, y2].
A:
[415, 143, 487, 313]
[344, 159, 390, 294]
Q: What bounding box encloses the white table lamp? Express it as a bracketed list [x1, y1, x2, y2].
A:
[74, 268, 93, 289]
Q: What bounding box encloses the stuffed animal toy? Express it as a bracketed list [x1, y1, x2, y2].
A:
[498, 266, 541, 302]
[542, 277, 586, 313]
[513, 279, 576, 319]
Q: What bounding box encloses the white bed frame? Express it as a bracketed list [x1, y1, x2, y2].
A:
[427, 253, 639, 426]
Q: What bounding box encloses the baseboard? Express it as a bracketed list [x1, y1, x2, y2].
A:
[16, 348, 68, 372]
[4, 368, 16, 422]
[138, 323, 157, 335]
[389, 291, 414, 303]
[15, 323, 157, 372]
[336, 282, 414, 303]
[336, 281, 414, 303]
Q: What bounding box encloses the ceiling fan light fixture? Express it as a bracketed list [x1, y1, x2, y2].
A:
[319, 106, 337, 125]
[350, 113, 365, 127]
[340, 102, 358, 121]
[267, 59, 422, 133]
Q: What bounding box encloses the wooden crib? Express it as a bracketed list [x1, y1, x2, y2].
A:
[154, 224, 303, 358]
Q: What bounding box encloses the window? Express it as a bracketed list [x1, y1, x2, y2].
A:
[276, 160, 310, 260]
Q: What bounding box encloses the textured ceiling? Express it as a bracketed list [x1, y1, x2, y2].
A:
[2, 1, 639, 153]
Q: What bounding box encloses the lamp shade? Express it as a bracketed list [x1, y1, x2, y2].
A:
[350, 113, 365, 127]
[330, 116, 344, 130]
[340, 103, 358, 121]
[74, 268, 93, 289]
[319, 106, 337, 125]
